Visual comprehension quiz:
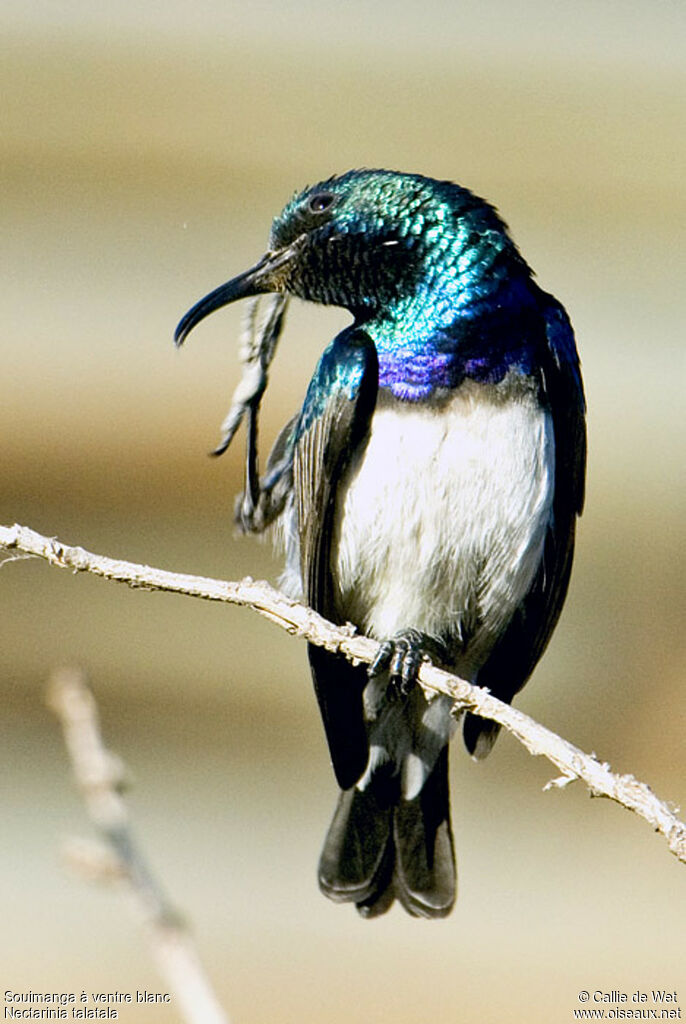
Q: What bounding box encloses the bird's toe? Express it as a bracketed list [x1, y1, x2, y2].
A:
[369, 630, 448, 699]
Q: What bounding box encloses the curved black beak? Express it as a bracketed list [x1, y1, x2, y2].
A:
[174, 241, 300, 347]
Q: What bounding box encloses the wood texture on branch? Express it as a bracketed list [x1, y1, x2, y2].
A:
[47, 667, 230, 1024]
[2, 520, 685, 865]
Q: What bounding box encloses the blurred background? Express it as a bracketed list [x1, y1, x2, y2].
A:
[2, 0, 685, 1020]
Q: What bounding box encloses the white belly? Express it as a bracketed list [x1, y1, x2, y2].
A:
[333, 376, 555, 679]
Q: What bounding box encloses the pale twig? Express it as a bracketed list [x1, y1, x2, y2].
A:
[47, 666, 230, 1024]
[2, 521, 684, 866]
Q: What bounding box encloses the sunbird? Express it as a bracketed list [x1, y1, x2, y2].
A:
[175, 169, 586, 918]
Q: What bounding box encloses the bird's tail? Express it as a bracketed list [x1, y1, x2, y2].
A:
[318, 747, 455, 918]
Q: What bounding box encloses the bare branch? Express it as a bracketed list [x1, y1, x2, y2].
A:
[47, 667, 230, 1024]
[3, 521, 684, 867]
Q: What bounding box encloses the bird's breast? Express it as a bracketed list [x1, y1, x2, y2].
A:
[333, 375, 555, 676]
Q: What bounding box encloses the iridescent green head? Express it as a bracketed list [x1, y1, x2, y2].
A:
[175, 169, 527, 346]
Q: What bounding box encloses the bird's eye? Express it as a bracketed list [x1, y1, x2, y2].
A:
[308, 192, 335, 214]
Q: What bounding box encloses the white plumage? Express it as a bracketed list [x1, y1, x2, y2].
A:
[335, 375, 554, 672]
[332, 374, 555, 795]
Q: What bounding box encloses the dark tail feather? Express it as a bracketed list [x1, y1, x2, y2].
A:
[318, 783, 394, 907]
[318, 749, 456, 919]
[394, 747, 456, 918]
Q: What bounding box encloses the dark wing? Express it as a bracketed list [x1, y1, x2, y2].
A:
[293, 327, 379, 788]
[464, 291, 587, 756]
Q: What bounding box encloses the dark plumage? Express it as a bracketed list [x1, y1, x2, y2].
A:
[175, 169, 586, 917]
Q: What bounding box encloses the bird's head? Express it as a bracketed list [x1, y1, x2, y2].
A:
[175, 169, 524, 345]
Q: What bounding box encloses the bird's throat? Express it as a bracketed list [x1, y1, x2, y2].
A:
[366, 276, 540, 401]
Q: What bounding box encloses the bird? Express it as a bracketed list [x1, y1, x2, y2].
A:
[174, 169, 586, 919]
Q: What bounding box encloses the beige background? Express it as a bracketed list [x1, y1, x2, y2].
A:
[2, 1, 685, 1021]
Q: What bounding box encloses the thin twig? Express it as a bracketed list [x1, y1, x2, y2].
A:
[3, 521, 685, 866]
[47, 666, 230, 1024]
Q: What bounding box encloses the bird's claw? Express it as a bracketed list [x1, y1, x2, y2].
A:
[234, 490, 258, 534]
[369, 630, 448, 700]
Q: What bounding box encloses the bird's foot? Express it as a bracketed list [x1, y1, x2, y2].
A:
[233, 490, 263, 534]
[233, 481, 284, 535]
[368, 630, 449, 699]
